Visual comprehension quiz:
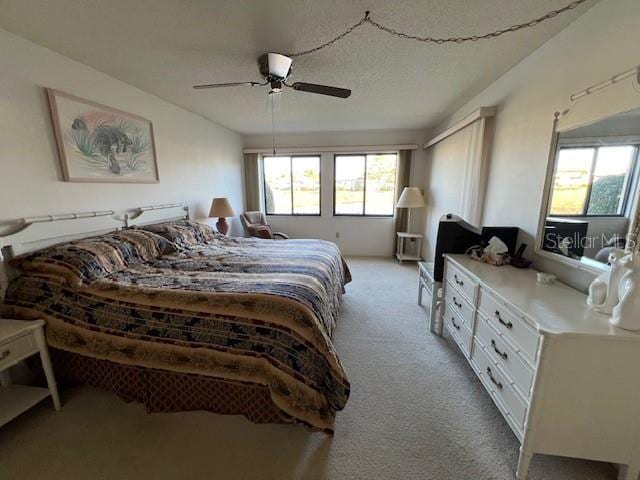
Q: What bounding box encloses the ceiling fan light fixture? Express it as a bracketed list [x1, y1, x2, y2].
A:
[269, 79, 283, 93]
[267, 53, 292, 79]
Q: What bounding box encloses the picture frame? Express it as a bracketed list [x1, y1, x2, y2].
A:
[46, 88, 159, 183]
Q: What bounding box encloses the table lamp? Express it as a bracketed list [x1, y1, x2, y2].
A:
[209, 197, 234, 235]
[396, 187, 426, 233]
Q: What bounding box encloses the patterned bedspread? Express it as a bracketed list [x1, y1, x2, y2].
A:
[2, 236, 351, 431]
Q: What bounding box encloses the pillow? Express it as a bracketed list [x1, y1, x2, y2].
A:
[139, 220, 220, 249]
[113, 230, 176, 261]
[248, 225, 274, 239]
[10, 230, 176, 287]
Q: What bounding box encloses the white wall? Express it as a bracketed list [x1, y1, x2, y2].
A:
[420, 0, 640, 292]
[0, 29, 245, 236]
[243, 130, 427, 256]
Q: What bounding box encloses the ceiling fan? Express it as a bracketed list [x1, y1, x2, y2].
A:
[193, 53, 352, 99]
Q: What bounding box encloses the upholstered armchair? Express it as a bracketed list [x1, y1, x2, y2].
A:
[240, 211, 289, 240]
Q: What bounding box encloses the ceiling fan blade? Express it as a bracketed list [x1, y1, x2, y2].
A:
[289, 82, 351, 98]
[193, 81, 263, 90]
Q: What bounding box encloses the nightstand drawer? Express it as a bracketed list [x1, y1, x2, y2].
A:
[0, 334, 37, 370]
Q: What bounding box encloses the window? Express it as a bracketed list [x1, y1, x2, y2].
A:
[549, 145, 637, 217]
[334, 153, 398, 216]
[263, 155, 320, 215]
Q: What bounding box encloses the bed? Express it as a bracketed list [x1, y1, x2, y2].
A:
[0, 205, 351, 432]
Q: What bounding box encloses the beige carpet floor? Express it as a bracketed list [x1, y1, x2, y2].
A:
[0, 257, 617, 480]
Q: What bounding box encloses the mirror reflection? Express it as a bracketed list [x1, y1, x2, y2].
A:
[542, 108, 640, 265]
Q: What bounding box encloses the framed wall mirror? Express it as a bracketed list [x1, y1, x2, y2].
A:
[537, 107, 640, 272]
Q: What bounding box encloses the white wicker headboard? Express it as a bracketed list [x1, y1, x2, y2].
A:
[0, 202, 189, 297]
[125, 203, 189, 227]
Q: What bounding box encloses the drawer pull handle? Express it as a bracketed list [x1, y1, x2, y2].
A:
[495, 310, 513, 329]
[491, 340, 508, 360]
[454, 274, 464, 287]
[486, 367, 503, 390]
[453, 297, 462, 308]
[0, 349, 10, 361]
[450, 317, 460, 330]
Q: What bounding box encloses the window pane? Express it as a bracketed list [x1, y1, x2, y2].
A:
[549, 148, 594, 215]
[586, 146, 635, 215]
[263, 156, 292, 215]
[335, 155, 365, 214]
[292, 156, 320, 214]
[365, 154, 397, 215]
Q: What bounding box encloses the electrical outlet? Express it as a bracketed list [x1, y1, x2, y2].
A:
[335, 232, 340, 239]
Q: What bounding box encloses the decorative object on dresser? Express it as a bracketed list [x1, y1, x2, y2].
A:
[209, 197, 235, 235]
[509, 243, 532, 269]
[587, 249, 628, 314]
[417, 261, 441, 334]
[439, 254, 640, 480]
[240, 211, 289, 239]
[46, 89, 159, 183]
[610, 253, 640, 331]
[0, 319, 61, 427]
[535, 272, 556, 285]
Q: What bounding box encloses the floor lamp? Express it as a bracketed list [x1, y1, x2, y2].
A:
[396, 187, 426, 233]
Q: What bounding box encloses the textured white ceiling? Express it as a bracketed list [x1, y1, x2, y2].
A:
[0, 0, 597, 134]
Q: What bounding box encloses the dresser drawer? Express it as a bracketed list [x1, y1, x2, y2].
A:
[478, 289, 540, 363]
[0, 333, 37, 370]
[444, 283, 475, 328]
[444, 302, 472, 357]
[475, 313, 535, 399]
[445, 261, 478, 303]
[472, 337, 527, 435]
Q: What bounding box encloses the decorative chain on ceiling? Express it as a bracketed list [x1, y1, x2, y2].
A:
[287, 0, 587, 58]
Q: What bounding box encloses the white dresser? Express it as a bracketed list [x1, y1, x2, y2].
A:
[441, 254, 640, 480]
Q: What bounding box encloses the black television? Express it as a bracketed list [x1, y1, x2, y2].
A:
[433, 214, 520, 282]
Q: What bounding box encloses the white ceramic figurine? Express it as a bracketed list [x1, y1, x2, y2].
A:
[610, 254, 640, 331]
[587, 248, 627, 314]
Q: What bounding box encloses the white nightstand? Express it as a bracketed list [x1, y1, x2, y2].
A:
[396, 232, 423, 263]
[0, 319, 61, 427]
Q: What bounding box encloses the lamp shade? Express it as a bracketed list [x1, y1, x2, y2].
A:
[396, 187, 426, 208]
[209, 197, 234, 218]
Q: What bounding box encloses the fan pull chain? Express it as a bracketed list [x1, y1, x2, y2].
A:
[271, 96, 276, 156]
[287, 0, 587, 58]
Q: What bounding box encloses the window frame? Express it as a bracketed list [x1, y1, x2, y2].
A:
[332, 152, 398, 218]
[548, 144, 639, 218]
[262, 154, 322, 216]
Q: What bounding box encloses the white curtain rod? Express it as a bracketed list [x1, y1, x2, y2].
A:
[243, 144, 419, 154]
[570, 65, 640, 101]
